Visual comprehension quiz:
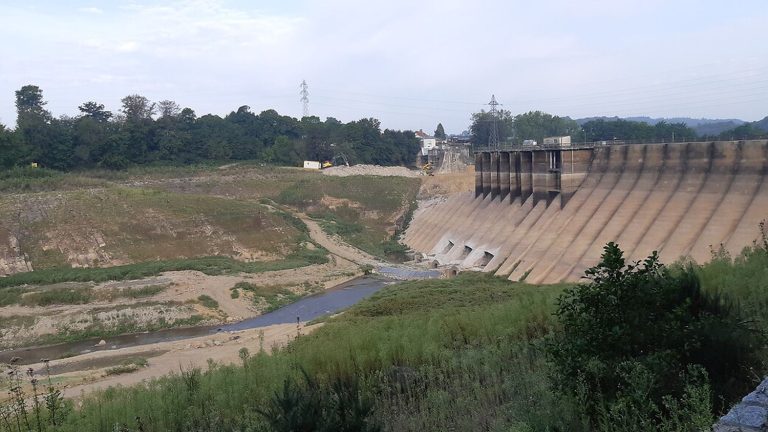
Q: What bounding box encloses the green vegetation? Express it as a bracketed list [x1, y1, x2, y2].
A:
[105, 357, 149, 376]
[3, 85, 419, 171]
[0, 252, 326, 289]
[275, 175, 419, 260]
[31, 313, 206, 349]
[99, 284, 167, 301]
[197, 295, 219, 309]
[0, 284, 166, 308]
[233, 282, 303, 312]
[0, 166, 108, 192]
[4, 237, 768, 431]
[547, 243, 763, 429]
[580, 118, 697, 142]
[5, 228, 768, 431]
[20, 287, 93, 307]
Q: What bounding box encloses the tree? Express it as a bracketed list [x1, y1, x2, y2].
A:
[718, 123, 765, 140]
[512, 111, 580, 144]
[15, 85, 51, 128]
[469, 109, 513, 146]
[434, 123, 446, 140]
[547, 243, 765, 428]
[120, 95, 155, 121]
[0, 123, 22, 168]
[157, 100, 181, 119]
[581, 118, 697, 142]
[78, 101, 113, 123]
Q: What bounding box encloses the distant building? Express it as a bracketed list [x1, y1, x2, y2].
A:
[543, 136, 571, 146]
[448, 133, 472, 144]
[523, 139, 537, 146]
[415, 129, 437, 156]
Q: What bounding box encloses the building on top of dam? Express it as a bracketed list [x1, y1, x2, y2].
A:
[404, 139, 768, 284]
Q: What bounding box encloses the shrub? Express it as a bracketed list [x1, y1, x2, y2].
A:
[257, 370, 380, 432]
[197, 295, 219, 309]
[547, 242, 765, 427]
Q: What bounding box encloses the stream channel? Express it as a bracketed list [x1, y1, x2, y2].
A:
[0, 271, 438, 366]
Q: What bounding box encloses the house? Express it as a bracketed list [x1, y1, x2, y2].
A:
[415, 129, 437, 156]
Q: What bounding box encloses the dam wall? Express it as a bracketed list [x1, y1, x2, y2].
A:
[404, 140, 768, 284]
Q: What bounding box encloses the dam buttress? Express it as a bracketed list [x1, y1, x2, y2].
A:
[404, 140, 768, 284]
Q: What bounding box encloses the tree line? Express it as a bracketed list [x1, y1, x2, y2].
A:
[0, 85, 420, 170]
[470, 110, 767, 146]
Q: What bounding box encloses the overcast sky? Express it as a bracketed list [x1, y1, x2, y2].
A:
[1, 0, 767, 133]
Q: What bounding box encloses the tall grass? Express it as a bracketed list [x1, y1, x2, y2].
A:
[45, 273, 577, 431]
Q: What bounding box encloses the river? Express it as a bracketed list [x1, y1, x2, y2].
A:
[0, 275, 406, 365]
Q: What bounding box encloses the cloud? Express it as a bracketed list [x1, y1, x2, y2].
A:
[115, 41, 139, 53]
[0, 0, 766, 132]
[78, 6, 103, 14]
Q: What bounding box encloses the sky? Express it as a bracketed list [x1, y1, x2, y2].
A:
[0, 0, 767, 134]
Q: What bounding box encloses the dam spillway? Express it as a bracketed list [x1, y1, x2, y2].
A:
[404, 140, 768, 284]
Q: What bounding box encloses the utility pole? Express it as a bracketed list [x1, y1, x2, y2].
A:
[300, 80, 309, 118]
[487, 94, 500, 149]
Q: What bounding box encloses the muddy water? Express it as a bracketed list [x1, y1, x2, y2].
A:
[0, 276, 397, 365]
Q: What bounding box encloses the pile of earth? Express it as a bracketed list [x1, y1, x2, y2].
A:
[321, 164, 422, 177]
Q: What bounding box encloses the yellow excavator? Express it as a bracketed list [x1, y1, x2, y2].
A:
[421, 162, 434, 176]
[322, 153, 350, 169]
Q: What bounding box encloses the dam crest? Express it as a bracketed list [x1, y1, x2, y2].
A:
[404, 140, 768, 284]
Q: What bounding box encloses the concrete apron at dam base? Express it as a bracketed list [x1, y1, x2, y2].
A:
[405, 139, 768, 284]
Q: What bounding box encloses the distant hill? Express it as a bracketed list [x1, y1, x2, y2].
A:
[576, 116, 746, 136]
[754, 116, 768, 132]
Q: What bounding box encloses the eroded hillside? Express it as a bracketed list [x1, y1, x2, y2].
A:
[0, 164, 420, 275]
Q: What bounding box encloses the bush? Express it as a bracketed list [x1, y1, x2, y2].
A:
[257, 369, 380, 432]
[197, 295, 219, 309]
[547, 242, 765, 427]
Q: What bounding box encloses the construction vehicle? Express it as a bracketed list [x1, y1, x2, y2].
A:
[421, 162, 434, 176]
[321, 153, 351, 169]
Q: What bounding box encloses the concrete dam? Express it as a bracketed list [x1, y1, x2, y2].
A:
[404, 140, 768, 284]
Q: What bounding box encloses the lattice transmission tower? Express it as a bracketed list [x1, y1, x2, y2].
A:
[487, 94, 500, 149]
[300, 80, 309, 117]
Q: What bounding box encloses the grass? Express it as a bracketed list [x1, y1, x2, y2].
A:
[232, 282, 303, 312]
[0, 252, 326, 288]
[51, 273, 579, 431]
[0, 315, 36, 329]
[19, 287, 93, 306]
[2, 186, 309, 273]
[197, 295, 219, 309]
[30, 314, 207, 350]
[104, 357, 149, 376]
[276, 175, 420, 260]
[99, 284, 167, 301]
[0, 166, 109, 193]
